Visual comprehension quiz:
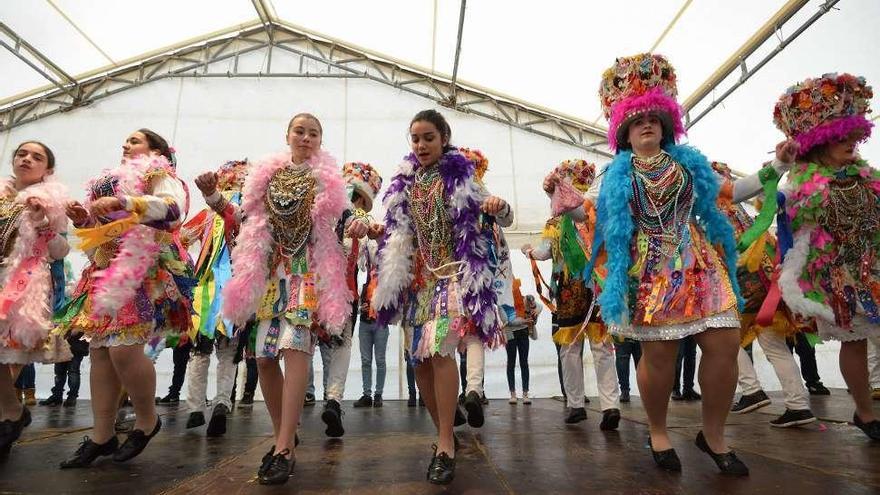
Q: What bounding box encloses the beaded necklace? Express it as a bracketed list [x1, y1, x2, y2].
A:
[631, 151, 694, 257]
[266, 164, 316, 259]
[824, 177, 880, 265]
[410, 165, 459, 277]
[0, 197, 24, 261]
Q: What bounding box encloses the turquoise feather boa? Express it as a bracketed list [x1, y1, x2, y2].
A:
[596, 144, 743, 325]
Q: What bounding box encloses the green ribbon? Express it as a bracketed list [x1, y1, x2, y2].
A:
[737, 166, 781, 253]
[559, 214, 587, 276]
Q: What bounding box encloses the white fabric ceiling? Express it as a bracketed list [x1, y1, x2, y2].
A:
[1, 0, 879, 172]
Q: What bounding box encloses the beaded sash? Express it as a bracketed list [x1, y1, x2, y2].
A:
[0, 198, 24, 262]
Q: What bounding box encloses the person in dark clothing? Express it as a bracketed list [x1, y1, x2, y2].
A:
[787, 332, 830, 395]
[157, 342, 192, 404]
[615, 339, 641, 403]
[671, 336, 701, 401]
[40, 336, 88, 407]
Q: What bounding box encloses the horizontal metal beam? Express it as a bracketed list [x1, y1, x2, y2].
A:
[0, 21, 610, 157]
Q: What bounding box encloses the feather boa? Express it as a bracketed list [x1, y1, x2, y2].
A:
[608, 87, 686, 152]
[794, 115, 873, 158]
[0, 177, 69, 348]
[596, 144, 743, 325]
[221, 149, 350, 333]
[779, 227, 835, 322]
[85, 155, 177, 316]
[373, 149, 501, 343]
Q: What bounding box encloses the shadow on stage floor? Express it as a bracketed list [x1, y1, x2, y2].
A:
[2, 390, 878, 494]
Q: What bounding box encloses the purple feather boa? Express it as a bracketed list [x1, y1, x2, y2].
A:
[374, 148, 501, 345]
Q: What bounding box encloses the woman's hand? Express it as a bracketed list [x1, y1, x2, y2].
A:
[543, 172, 560, 194]
[25, 197, 49, 229]
[520, 243, 533, 257]
[481, 196, 507, 216]
[367, 223, 385, 240]
[89, 197, 124, 217]
[66, 201, 90, 226]
[347, 218, 369, 239]
[195, 171, 219, 197]
[775, 139, 800, 164]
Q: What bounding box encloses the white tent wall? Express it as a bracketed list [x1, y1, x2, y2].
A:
[2, 74, 843, 401]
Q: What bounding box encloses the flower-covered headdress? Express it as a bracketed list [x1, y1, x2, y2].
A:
[773, 73, 873, 157]
[342, 162, 383, 211]
[216, 159, 249, 193]
[599, 53, 685, 152]
[553, 159, 596, 193]
[459, 147, 489, 183]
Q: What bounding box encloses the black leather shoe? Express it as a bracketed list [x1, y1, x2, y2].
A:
[258, 445, 275, 477]
[463, 391, 485, 428]
[39, 395, 63, 407]
[428, 450, 455, 485]
[186, 411, 206, 429]
[206, 404, 229, 437]
[565, 407, 587, 424]
[321, 399, 344, 437]
[258, 449, 294, 485]
[454, 406, 467, 427]
[695, 430, 749, 475]
[60, 436, 119, 469]
[63, 396, 77, 408]
[650, 439, 681, 472]
[353, 394, 373, 408]
[0, 407, 32, 451]
[620, 390, 630, 403]
[671, 390, 684, 401]
[407, 395, 417, 407]
[600, 408, 621, 431]
[853, 412, 880, 440]
[373, 394, 383, 408]
[807, 382, 831, 396]
[113, 416, 161, 462]
[239, 393, 254, 406]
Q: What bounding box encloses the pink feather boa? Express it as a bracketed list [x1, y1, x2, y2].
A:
[0, 177, 69, 348]
[608, 87, 686, 152]
[86, 155, 176, 316]
[794, 114, 874, 158]
[222, 149, 351, 334]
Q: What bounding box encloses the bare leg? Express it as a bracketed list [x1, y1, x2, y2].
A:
[0, 364, 23, 421]
[694, 328, 740, 453]
[415, 361, 439, 428]
[637, 340, 680, 451]
[431, 356, 459, 457]
[274, 349, 309, 457]
[89, 348, 122, 444]
[257, 357, 284, 439]
[108, 344, 158, 433]
[840, 340, 876, 422]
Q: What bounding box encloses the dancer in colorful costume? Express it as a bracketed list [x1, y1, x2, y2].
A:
[57, 129, 194, 468]
[182, 159, 249, 437]
[773, 73, 880, 440]
[525, 159, 621, 430]
[548, 53, 794, 474]
[372, 110, 509, 485]
[0, 141, 71, 455]
[316, 161, 382, 437]
[456, 147, 514, 427]
[711, 161, 816, 427]
[221, 113, 368, 484]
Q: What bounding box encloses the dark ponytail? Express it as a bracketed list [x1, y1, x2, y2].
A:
[137, 128, 176, 167]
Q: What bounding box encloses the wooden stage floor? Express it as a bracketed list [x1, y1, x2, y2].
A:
[1, 390, 878, 494]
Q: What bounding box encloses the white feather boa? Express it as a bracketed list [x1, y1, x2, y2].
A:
[779, 227, 836, 323]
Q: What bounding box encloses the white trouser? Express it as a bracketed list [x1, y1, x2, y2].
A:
[590, 339, 621, 411]
[186, 341, 237, 413]
[560, 341, 585, 409]
[561, 339, 620, 411]
[464, 334, 485, 396]
[868, 335, 880, 389]
[320, 335, 353, 402]
[737, 331, 809, 411]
